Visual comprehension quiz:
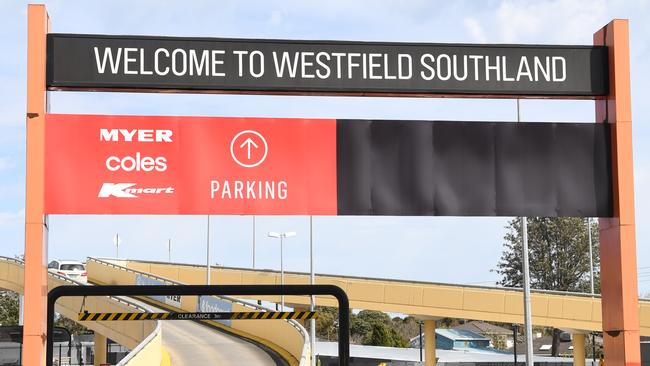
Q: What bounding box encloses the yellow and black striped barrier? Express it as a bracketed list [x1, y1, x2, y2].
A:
[78, 311, 318, 321]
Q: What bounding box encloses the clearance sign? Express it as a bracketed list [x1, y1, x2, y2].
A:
[44, 114, 612, 217]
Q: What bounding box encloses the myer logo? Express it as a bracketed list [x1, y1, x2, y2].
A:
[98, 183, 175, 198]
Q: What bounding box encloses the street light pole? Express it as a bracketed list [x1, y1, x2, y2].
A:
[167, 238, 171, 263]
[419, 321, 423, 363]
[206, 215, 211, 285]
[113, 233, 121, 259]
[587, 217, 595, 294]
[587, 217, 596, 366]
[280, 234, 284, 310]
[268, 231, 296, 311]
[518, 99, 534, 366]
[592, 333, 597, 366]
[513, 324, 518, 365]
[310, 216, 316, 366]
[522, 217, 534, 366]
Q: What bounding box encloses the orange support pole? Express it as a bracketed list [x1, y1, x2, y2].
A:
[594, 20, 641, 366]
[23, 4, 50, 366]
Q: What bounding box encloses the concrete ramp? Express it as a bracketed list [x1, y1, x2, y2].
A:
[118, 257, 650, 335]
[86, 258, 310, 366]
[1, 256, 298, 365]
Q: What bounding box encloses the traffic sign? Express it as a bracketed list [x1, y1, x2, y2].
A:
[44, 114, 612, 217]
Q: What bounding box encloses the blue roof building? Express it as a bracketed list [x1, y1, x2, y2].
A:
[410, 328, 491, 351]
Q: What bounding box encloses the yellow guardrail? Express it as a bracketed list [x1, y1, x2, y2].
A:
[87, 258, 311, 366]
[117, 321, 163, 366]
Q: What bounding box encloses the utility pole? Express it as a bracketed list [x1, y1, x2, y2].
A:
[113, 233, 121, 258]
[518, 99, 534, 366]
[206, 215, 211, 285]
[588, 217, 595, 294]
[268, 231, 296, 311]
[513, 324, 518, 365]
[280, 234, 284, 310]
[167, 238, 171, 263]
[310, 216, 316, 366]
[19, 295, 24, 326]
[419, 321, 423, 363]
[587, 217, 597, 366]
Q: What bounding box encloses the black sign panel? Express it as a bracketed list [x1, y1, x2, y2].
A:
[47, 34, 608, 96]
[336, 120, 612, 217]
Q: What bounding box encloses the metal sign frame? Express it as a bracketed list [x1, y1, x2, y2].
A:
[24, 5, 638, 366]
[46, 284, 350, 366]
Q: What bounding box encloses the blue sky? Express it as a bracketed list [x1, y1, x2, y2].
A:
[2, 0, 650, 292]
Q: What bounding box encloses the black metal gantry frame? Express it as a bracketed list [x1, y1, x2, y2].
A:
[47, 284, 350, 366]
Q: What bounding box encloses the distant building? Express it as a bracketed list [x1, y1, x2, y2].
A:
[316, 341, 579, 366]
[453, 321, 514, 348]
[509, 332, 597, 357]
[409, 328, 491, 350]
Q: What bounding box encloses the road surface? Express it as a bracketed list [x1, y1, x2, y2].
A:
[161, 320, 285, 366]
[116, 296, 286, 365]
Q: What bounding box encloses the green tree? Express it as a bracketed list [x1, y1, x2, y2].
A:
[353, 310, 409, 347]
[313, 306, 339, 341]
[54, 314, 89, 336]
[438, 318, 462, 328]
[364, 322, 391, 345]
[0, 291, 19, 326]
[391, 316, 420, 341]
[496, 217, 600, 355]
[361, 321, 409, 347]
[310, 307, 416, 348]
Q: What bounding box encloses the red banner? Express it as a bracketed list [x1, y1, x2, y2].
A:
[45, 114, 337, 215]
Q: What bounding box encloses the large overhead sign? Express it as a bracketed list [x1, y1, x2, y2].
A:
[44, 114, 612, 217]
[46, 34, 608, 96]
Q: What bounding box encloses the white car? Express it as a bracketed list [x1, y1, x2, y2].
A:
[47, 260, 88, 284]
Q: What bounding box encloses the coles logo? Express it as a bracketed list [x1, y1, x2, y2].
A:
[98, 183, 175, 198]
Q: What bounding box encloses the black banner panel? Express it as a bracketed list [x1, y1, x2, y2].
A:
[336, 120, 612, 217]
[47, 34, 608, 96]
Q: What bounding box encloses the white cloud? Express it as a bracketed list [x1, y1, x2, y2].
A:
[268, 10, 285, 26]
[463, 17, 487, 43]
[0, 157, 14, 172]
[508, 0, 611, 43]
[636, 164, 650, 187]
[467, 0, 610, 44]
[0, 208, 23, 227]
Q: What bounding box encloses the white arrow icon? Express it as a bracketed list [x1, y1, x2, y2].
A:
[239, 137, 259, 159]
[230, 130, 268, 168]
